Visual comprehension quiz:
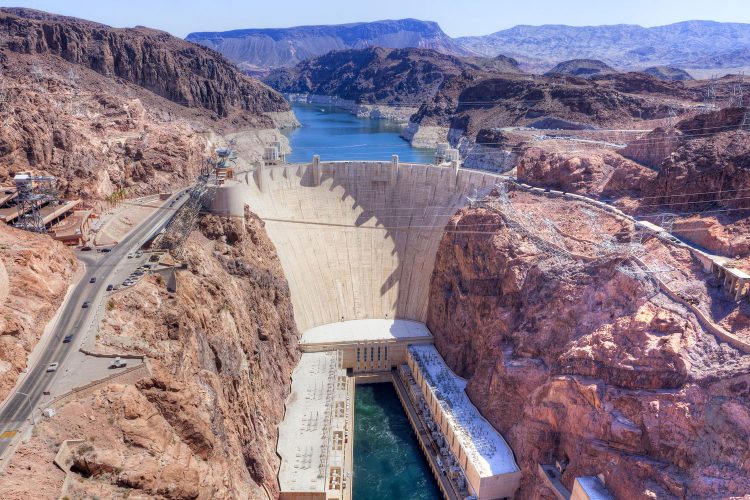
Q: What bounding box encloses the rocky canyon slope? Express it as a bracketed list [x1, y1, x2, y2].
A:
[0, 209, 299, 499]
[0, 8, 295, 200]
[427, 191, 750, 499]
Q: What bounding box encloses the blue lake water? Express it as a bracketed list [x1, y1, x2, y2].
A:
[353, 383, 441, 500]
[282, 102, 435, 163]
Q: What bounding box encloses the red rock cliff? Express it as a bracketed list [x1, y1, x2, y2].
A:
[427, 198, 750, 498]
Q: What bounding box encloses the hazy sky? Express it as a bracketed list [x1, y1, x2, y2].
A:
[2, 0, 749, 38]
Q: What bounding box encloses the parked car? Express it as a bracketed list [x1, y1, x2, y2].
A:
[135, 250, 143, 257]
[100, 248, 112, 253]
[109, 357, 127, 369]
[82, 301, 90, 308]
[46, 362, 59, 372]
[127, 253, 134, 259]
[63, 334, 74, 343]
[106, 284, 113, 291]
[80, 246, 92, 251]
[89, 277, 97, 284]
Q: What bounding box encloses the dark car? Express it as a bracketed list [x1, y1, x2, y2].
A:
[100, 248, 112, 253]
[63, 334, 74, 343]
[80, 246, 92, 251]
[82, 301, 90, 308]
[89, 277, 97, 284]
[106, 284, 113, 291]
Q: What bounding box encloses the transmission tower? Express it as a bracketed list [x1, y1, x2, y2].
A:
[665, 106, 678, 129]
[13, 172, 57, 233]
[729, 73, 744, 107]
[705, 75, 717, 108]
[0, 69, 7, 128]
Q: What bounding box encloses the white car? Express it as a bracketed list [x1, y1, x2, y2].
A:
[46, 362, 59, 372]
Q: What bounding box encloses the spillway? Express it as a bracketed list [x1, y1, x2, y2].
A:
[212, 159, 504, 332]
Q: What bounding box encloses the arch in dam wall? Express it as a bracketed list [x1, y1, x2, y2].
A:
[211, 160, 504, 332]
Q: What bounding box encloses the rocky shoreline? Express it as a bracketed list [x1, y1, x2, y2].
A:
[286, 93, 418, 122]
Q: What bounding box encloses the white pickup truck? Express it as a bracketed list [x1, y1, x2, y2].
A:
[109, 357, 127, 369]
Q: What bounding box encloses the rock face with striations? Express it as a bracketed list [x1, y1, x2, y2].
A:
[0, 8, 290, 120]
[426, 198, 750, 499]
[624, 107, 750, 212]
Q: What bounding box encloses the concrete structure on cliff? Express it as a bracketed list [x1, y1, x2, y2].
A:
[209, 156, 500, 332]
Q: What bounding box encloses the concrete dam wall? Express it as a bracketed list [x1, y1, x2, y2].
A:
[211, 160, 504, 332]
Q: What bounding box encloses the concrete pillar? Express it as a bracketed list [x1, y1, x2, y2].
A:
[312, 155, 321, 187]
[724, 270, 731, 286]
[255, 160, 266, 193]
[735, 278, 746, 301]
[450, 159, 460, 189]
[390, 154, 399, 184]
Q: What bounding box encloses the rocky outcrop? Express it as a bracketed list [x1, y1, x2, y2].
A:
[0, 208, 300, 499]
[0, 8, 290, 120]
[623, 108, 750, 214]
[545, 59, 617, 78]
[642, 66, 694, 81]
[517, 147, 657, 198]
[427, 199, 750, 498]
[0, 223, 77, 404]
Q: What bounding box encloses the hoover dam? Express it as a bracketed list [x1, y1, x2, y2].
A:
[212, 157, 500, 331]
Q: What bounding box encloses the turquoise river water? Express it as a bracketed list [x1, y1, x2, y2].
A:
[353, 384, 441, 500]
[282, 102, 435, 163]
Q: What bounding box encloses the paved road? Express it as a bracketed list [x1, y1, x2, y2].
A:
[0, 190, 188, 457]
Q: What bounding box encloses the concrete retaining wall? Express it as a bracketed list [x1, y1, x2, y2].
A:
[50, 363, 150, 409]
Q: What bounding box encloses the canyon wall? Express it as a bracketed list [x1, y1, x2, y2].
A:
[426, 199, 750, 499]
[0, 8, 289, 121]
[0, 208, 299, 499]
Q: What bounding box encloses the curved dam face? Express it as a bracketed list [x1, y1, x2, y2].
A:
[212, 160, 503, 332]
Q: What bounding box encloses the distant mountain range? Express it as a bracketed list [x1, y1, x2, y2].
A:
[187, 19, 750, 76]
[456, 21, 750, 71]
[186, 19, 471, 75]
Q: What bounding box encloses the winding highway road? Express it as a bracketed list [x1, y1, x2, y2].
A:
[0, 189, 188, 459]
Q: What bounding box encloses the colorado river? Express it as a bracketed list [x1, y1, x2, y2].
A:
[282, 102, 435, 163]
[353, 384, 441, 500]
